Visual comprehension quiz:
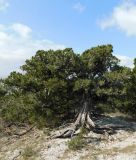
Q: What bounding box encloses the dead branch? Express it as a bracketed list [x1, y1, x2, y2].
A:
[14, 125, 35, 137]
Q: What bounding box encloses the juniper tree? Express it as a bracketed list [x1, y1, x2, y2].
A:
[125, 59, 136, 116]
[5, 44, 133, 137]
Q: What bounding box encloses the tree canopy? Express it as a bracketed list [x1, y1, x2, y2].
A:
[0, 44, 135, 129]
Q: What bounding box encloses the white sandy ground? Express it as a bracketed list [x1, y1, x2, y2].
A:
[0, 115, 136, 160]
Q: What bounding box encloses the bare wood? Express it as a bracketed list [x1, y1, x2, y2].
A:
[87, 113, 95, 128]
[81, 102, 87, 126]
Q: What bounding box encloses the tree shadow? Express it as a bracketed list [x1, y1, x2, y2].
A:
[93, 114, 136, 136]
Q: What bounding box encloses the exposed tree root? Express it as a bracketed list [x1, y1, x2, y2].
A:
[52, 101, 97, 138]
[52, 101, 129, 139]
[52, 96, 129, 139]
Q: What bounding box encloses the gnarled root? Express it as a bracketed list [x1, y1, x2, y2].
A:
[52, 102, 95, 138]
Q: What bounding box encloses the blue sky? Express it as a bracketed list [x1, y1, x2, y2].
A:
[0, 0, 136, 77]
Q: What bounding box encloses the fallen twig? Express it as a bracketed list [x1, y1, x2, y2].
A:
[14, 125, 35, 136]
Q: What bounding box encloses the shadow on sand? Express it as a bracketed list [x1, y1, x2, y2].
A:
[92, 114, 136, 136]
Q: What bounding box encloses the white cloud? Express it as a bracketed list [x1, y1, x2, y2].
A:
[99, 0, 136, 36]
[73, 2, 86, 13]
[0, 0, 9, 11]
[0, 23, 133, 78]
[11, 23, 32, 38]
[0, 23, 65, 77]
[116, 54, 134, 68]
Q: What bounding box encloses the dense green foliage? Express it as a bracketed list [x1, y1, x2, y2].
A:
[0, 45, 135, 127]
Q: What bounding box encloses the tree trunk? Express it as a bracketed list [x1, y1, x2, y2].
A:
[53, 97, 96, 138]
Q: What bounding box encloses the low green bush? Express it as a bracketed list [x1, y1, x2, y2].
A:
[22, 146, 36, 159]
[0, 94, 38, 124]
[67, 134, 86, 151]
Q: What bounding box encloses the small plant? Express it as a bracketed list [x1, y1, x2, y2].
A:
[22, 146, 36, 160]
[67, 134, 86, 151]
[0, 125, 3, 136]
[80, 127, 89, 135]
[0, 119, 4, 136]
[67, 127, 89, 151]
